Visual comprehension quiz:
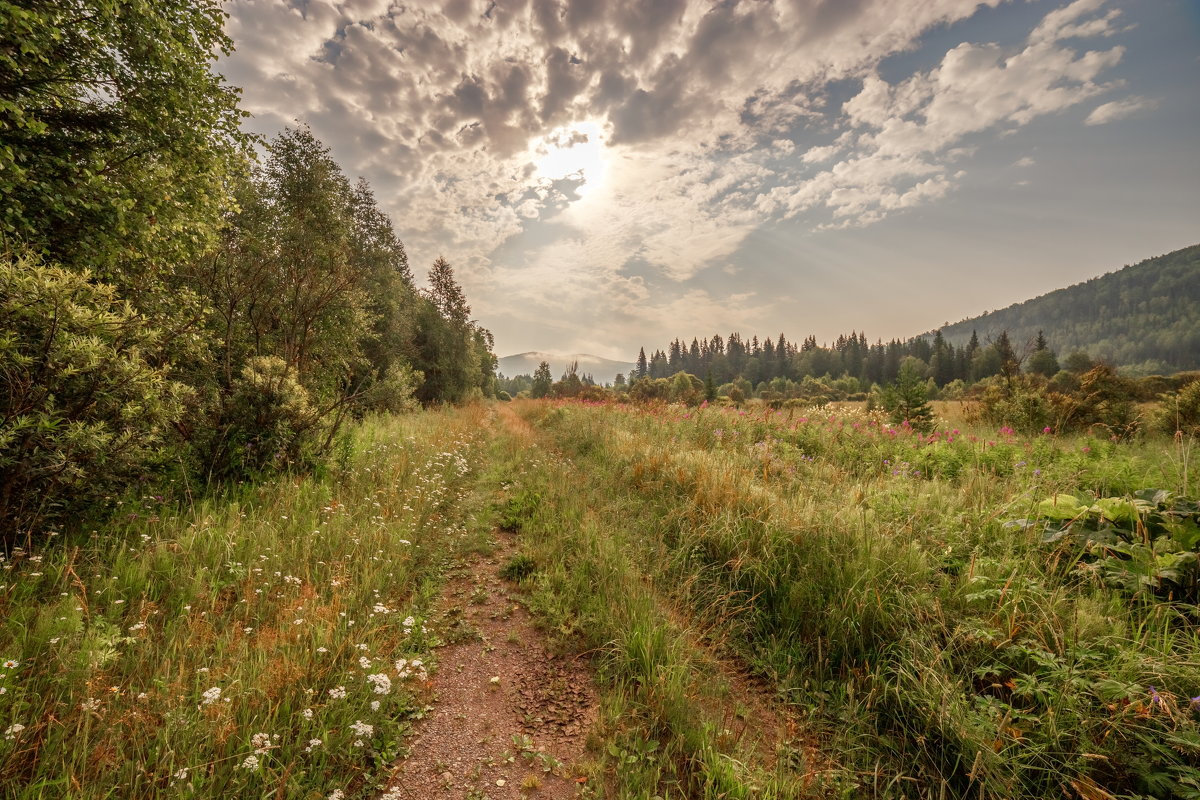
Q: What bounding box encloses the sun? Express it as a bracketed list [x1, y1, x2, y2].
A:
[531, 120, 608, 195]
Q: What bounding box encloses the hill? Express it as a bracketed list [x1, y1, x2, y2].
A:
[497, 351, 636, 385]
[932, 244, 1200, 374]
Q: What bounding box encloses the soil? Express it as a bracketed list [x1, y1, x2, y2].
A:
[380, 531, 597, 799]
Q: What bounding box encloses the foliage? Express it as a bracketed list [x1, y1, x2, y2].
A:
[0, 255, 186, 540]
[1155, 379, 1200, 437]
[939, 244, 1200, 373]
[1025, 489, 1200, 602]
[0, 0, 252, 295]
[881, 359, 934, 430]
[530, 361, 553, 399]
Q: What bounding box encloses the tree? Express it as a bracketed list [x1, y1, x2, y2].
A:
[531, 361, 553, 398]
[636, 347, 648, 379]
[0, 0, 251, 286]
[1026, 330, 1059, 377]
[881, 360, 934, 431]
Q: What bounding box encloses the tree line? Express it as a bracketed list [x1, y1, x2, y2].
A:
[628, 328, 1073, 395]
[0, 1, 494, 540]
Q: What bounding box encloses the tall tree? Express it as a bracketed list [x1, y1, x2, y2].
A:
[0, 0, 251, 286]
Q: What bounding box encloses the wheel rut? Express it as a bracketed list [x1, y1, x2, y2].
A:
[380, 529, 596, 800]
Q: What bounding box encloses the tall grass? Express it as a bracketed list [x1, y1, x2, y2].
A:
[0, 406, 491, 798]
[509, 399, 1200, 799]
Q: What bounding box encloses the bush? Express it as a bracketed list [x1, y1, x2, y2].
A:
[204, 356, 322, 480]
[1155, 380, 1200, 437]
[0, 255, 187, 540]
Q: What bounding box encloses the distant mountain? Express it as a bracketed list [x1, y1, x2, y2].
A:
[932, 244, 1200, 374]
[497, 352, 637, 385]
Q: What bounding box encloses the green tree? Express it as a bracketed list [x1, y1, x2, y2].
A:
[531, 362, 553, 398]
[881, 360, 934, 431]
[0, 0, 251, 288]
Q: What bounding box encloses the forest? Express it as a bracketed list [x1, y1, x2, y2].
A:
[936, 244, 1200, 375]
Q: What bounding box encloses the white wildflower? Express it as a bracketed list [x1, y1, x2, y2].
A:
[327, 685, 347, 700]
[240, 755, 260, 771]
[4, 723, 24, 740]
[367, 673, 392, 695]
[349, 720, 373, 738]
[250, 732, 271, 753]
[305, 738, 322, 753]
[201, 686, 222, 705]
[302, 708, 314, 720]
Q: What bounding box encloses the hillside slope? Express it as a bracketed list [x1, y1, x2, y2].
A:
[935, 244, 1200, 373]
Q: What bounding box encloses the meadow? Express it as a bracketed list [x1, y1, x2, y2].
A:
[2, 399, 1199, 799]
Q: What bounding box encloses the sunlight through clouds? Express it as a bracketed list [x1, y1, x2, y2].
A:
[219, 0, 1195, 356]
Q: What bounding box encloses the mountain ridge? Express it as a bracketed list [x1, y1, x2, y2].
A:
[926, 243, 1200, 373]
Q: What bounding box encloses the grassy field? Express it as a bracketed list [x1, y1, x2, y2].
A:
[498, 400, 1200, 799]
[3, 399, 1199, 798]
[0, 407, 494, 798]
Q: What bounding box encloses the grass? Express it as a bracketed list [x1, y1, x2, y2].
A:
[0, 406, 492, 798]
[497, 398, 1200, 799]
[6, 398, 1200, 798]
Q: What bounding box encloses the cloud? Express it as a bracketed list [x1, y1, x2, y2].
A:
[219, 0, 1145, 352]
[1085, 95, 1158, 125]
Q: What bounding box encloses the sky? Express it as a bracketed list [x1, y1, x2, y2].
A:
[219, 0, 1200, 361]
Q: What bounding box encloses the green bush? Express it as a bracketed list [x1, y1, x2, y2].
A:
[204, 356, 321, 480]
[0, 255, 187, 540]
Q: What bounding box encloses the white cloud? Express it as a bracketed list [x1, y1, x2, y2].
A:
[1085, 95, 1158, 125]
[220, 0, 1144, 352]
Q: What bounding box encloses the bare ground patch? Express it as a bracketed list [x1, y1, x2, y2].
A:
[380, 531, 596, 799]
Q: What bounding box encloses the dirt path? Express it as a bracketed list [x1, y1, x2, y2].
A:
[381, 528, 596, 799]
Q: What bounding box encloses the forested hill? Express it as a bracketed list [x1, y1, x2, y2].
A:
[933, 244, 1200, 374]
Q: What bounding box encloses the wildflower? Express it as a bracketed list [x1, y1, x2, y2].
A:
[358, 656, 372, 670]
[367, 673, 392, 695]
[201, 686, 222, 705]
[328, 686, 347, 699]
[293, 618, 305, 625]
[305, 738, 322, 753]
[328, 792, 345, 800]
[81, 698, 101, 712]
[173, 768, 189, 781]
[353, 739, 365, 748]
[1, 660, 16, 669]
[240, 755, 260, 771]
[371, 700, 380, 711]
[350, 720, 373, 738]
[316, 647, 328, 653]
[302, 708, 314, 719]
[128, 622, 146, 632]
[4, 723, 24, 740]
[251, 732, 272, 753]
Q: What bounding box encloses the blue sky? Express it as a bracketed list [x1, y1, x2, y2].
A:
[221, 0, 1200, 360]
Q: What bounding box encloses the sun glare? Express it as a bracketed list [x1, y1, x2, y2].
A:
[531, 120, 608, 195]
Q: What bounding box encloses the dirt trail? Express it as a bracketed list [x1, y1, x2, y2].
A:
[381, 522, 596, 799]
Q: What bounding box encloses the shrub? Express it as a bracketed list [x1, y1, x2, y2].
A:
[1155, 380, 1200, 437]
[204, 356, 321, 480]
[0, 255, 187, 540]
